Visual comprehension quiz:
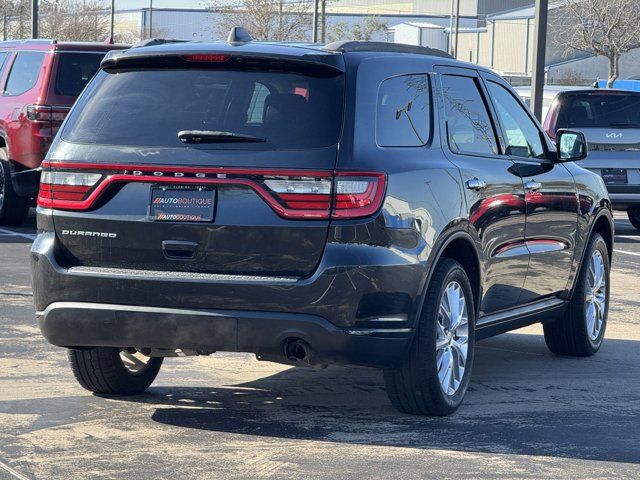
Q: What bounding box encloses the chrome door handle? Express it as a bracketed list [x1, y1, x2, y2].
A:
[524, 180, 542, 191]
[466, 178, 486, 190]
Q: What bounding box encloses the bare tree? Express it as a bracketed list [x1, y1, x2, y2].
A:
[205, 0, 313, 41]
[40, 0, 110, 42]
[326, 16, 387, 43]
[1, 0, 31, 39]
[554, 0, 640, 87]
[1, 0, 111, 42]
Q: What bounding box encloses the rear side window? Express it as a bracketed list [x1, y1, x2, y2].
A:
[55, 52, 105, 96]
[556, 93, 640, 129]
[4, 52, 45, 96]
[377, 74, 431, 147]
[62, 67, 344, 150]
[441, 75, 498, 156]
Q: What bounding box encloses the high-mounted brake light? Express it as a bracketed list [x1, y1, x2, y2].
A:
[37, 163, 386, 220]
[183, 54, 231, 63]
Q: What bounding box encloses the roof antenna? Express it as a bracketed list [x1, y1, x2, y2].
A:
[227, 27, 254, 45]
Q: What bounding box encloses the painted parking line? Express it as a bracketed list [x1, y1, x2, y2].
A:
[0, 458, 31, 480]
[0, 228, 36, 241]
[614, 249, 640, 257]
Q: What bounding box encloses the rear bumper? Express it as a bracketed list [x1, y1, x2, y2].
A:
[31, 230, 424, 368]
[36, 302, 412, 368]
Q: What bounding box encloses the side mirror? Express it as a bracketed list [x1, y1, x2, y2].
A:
[556, 129, 588, 162]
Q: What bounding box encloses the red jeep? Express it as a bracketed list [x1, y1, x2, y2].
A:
[0, 40, 127, 225]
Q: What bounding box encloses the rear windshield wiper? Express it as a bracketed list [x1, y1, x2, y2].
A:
[178, 130, 266, 144]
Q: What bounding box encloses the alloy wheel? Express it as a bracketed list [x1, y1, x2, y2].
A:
[119, 349, 153, 375]
[436, 281, 469, 396]
[585, 250, 607, 341]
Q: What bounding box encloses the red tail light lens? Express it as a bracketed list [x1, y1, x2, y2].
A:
[37, 163, 386, 220]
[264, 178, 332, 214]
[332, 173, 386, 219]
[38, 171, 103, 208]
[27, 105, 70, 126]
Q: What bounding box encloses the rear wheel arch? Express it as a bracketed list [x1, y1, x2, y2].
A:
[568, 209, 613, 297]
[416, 231, 482, 325]
[591, 213, 613, 260]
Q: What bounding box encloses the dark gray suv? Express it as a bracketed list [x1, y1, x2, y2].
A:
[31, 39, 613, 416]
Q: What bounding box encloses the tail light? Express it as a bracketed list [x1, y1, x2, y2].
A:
[27, 105, 71, 152]
[27, 105, 70, 127]
[38, 171, 102, 206]
[38, 162, 386, 220]
[333, 173, 386, 219]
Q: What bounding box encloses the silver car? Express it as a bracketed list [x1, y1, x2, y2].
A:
[539, 88, 640, 230]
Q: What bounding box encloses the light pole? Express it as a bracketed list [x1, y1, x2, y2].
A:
[312, 0, 319, 42]
[449, 0, 455, 54]
[110, 0, 115, 43]
[453, 0, 460, 58]
[531, 0, 549, 121]
[31, 0, 38, 39]
[149, 0, 153, 39]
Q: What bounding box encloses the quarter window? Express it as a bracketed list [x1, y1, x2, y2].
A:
[486, 81, 546, 159]
[441, 75, 498, 156]
[377, 74, 431, 147]
[4, 52, 45, 96]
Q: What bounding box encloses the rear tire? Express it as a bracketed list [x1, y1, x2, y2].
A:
[384, 258, 476, 416]
[0, 150, 30, 226]
[543, 233, 609, 356]
[68, 347, 163, 395]
[628, 207, 640, 231]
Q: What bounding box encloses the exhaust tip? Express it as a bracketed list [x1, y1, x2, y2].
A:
[284, 338, 312, 363]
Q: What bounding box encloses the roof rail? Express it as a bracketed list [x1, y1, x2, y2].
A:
[323, 41, 452, 59]
[0, 38, 57, 46]
[130, 38, 189, 49]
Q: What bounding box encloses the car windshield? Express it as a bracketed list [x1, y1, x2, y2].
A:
[62, 67, 344, 149]
[556, 92, 640, 129]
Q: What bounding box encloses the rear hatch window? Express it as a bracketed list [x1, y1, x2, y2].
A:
[54, 52, 105, 97]
[49, 60, 346, 278]
[556, 92, 640, 151]
[62, 66, 344, 150]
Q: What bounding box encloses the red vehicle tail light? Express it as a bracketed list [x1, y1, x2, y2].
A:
[38, 171, 103, 207]
[38, 162, 386, 220]
[263, 178, 332, 213]
[27, 105, 71, 126]
[332, 173, 386, 219]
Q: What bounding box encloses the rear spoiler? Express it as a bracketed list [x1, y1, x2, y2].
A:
[100, 48, 345, 74]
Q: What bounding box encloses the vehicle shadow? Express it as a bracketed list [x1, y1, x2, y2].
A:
[112, 332, 640, 464]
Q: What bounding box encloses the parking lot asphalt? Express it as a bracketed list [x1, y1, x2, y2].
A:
[0, 212, 639, 480]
